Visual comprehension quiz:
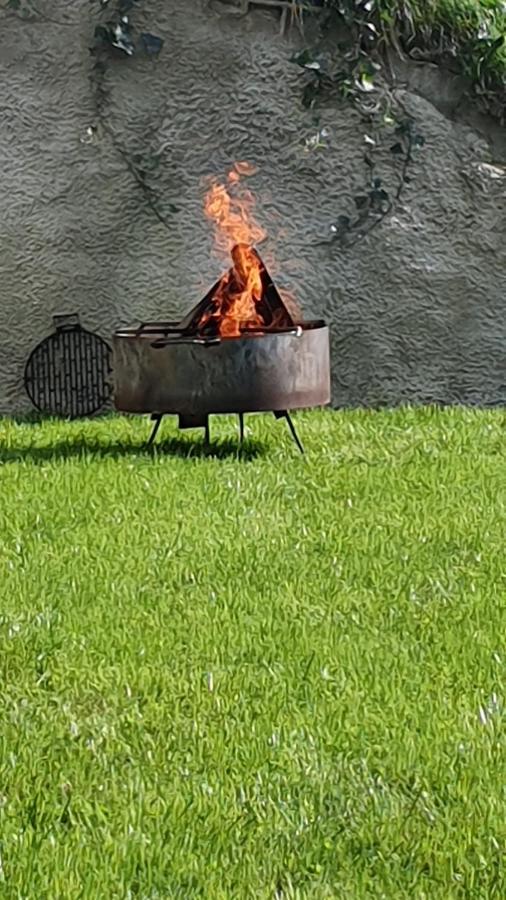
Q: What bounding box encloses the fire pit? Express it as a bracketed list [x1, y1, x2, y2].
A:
[113, 164, 331, 451]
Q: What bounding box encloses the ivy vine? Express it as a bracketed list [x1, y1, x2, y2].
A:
[88, 0, 177, 231]
[291, 8, 426, 250]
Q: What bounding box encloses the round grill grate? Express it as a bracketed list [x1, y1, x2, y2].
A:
[24, 314, 112, 418]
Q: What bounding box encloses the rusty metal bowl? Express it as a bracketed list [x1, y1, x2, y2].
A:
[113, 321, 330, 416]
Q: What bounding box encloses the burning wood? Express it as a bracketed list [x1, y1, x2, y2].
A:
[179, 244, 299, 338]
[179, 163, 302, 338]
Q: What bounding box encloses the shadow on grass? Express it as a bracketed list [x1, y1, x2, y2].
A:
[0, 436, 266, 466]
[2, 410, 114, 426]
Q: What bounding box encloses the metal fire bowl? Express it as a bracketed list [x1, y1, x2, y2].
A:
[112, 322, 330, 415]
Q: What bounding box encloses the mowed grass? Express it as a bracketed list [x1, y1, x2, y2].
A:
[0, 408, 505, 899]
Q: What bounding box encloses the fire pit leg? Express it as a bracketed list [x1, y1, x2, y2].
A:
[147, 413, 163, 447]
[275, 411, 305, 455]
[204, 419, 211, 446]
[238, 413, 245, 444]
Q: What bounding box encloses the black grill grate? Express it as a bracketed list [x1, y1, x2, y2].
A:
[24, 314, 112, 418]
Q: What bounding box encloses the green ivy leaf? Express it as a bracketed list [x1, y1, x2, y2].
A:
[370, 188, 390, 212]
[356, 73, 375, 93]
[395, 120, 413, 136]
[290, 49, 316, 68]
[302, 80, 322, 108]
[94, 23, 113, 43]
[139, 33, 163, 56]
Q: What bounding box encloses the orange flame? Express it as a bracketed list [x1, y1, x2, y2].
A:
[203, 163, 266, 337]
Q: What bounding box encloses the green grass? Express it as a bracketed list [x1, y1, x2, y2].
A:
[0, 408, 505, 898]
[323, 0, 506, 114]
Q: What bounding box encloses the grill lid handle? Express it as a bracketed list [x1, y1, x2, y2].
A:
[53, 313, 81, 332]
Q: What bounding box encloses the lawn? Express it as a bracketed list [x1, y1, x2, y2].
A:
[0, 408, 505, 898]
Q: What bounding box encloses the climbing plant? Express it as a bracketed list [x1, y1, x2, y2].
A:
[93, 0, 163, 57]
[290, 1, 429, 249]
[88, 0, 178, 230]
[308, 0, 506, 117]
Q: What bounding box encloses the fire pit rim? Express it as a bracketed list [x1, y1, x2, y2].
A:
[113, 318, 327, 340]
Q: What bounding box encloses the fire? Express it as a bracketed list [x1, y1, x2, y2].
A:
[203, 163, 267, 337]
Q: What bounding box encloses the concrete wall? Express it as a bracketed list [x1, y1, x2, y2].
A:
[1, 0, 505, 414]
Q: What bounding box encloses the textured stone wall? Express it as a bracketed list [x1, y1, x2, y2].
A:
[0, 0, 505, 414]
